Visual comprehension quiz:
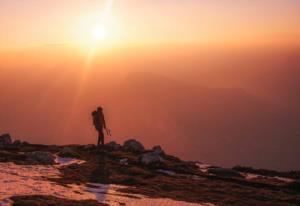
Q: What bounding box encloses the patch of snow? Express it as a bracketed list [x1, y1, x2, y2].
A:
[273, 176, 295, 183]
[157, 169, 176, 176]
[243, 173, 259, 180]
[119, 158, 128, 165]
[242, 172, 295, 183]
[0, 162, 215, 206]
[196, 163, 211, 173]
[156, 170, 206, 181]
[54, 156, 85, 166]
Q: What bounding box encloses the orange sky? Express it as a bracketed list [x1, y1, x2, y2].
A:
[1, 1, 300, 170]
[1, 0, 300, 50]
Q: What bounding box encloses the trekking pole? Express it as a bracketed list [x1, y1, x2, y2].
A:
[106, 128, 111, 136]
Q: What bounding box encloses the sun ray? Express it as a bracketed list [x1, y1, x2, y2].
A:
[60, 0, 115, 140]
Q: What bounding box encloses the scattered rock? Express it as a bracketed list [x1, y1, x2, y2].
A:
[11, 195, 108, 206]
[57, 147, 80, 158]
[22, 141, 30, 146]
[13, 140, 22, 146]
[91, 163, 109, 184]
[0, 150, 26, 163]
[233, 165, 300, 180]
[84, 144, 96, 150]
[140, 152, 164, 166]
[208, 167, 243, 178]
[0, 133, 12, 147]
[47, 145, 60, 152]
[68, 163, 81, 169]
[119, 158, 128, 165]
[152, 145, 164, 155]
[170, 162, 199, 175]
[26, 151, 55, 165]
[287, 181, 300, 191]
[106, 141, 121, 150]
[123, 139, 145, 153]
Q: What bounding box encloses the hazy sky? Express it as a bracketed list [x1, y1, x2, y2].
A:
[1, 0, 300, 49]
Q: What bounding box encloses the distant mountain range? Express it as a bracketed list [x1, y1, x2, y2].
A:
[104, 72, 300, 170]
[0, 46, 299, 170]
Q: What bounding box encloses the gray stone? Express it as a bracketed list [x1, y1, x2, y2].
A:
[119, 158, 128, 165]
[26, 151, 55, 165]
[58, 147, 80, 158]
[0, 134, 12, 146]
[208, 167, 243, 178]
[22, 141, 30, 146]
[84, 144, 96, 150]
[140, 152, 164, 165]
[47, 145, 60, 152]
[123, 139, 145, 153]
[152, 145, 164, 155]
[106, 141, 121, 150]
[13, 140, 22, 146]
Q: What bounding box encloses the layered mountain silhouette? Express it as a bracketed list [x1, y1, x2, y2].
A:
[1, 46, 299, 170]
[104, 72, 300, 170]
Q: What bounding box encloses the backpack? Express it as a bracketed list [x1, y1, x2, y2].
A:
[92, 111, 98, 126]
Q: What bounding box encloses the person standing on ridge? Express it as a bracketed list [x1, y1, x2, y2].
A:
[92, 107, 109, 146]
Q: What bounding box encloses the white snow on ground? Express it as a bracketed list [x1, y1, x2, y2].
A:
[273, 176, 295, 183]
[54, 156, 85, 166]
[0, 160, 215, 206]
[243, 173, 259, 180]
[243, 173, 295, 183]
[156, 169, 176, 176]
[196, 163, 211, 173]
[196, 162, 296, 184]
[156, 169, 206, 181]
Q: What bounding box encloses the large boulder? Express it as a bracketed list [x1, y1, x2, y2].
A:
[140, 152, 164, 166]
[123, 139, 145, 153]
[152, 145, 164, 155]
[208, 167, 243, 178]
[26, 151, 55, 165]
[57, 147, 80, 158]
[0, 134, 12, 147]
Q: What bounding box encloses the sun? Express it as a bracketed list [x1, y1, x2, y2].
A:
[91, 24, 107, 42]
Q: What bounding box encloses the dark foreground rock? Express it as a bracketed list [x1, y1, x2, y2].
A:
[208, 167, 244, 178]
[139, 152, 164, 166]
[26, 151, 55, 165]
[58, 147, 80, 158]
[11, 195, 108, 206]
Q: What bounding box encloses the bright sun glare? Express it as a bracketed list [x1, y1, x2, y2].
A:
[91, 24, 107, 41]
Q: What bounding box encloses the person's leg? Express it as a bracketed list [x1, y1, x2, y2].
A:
[97, 131, 101, 146]
[100, 130, 104, 146]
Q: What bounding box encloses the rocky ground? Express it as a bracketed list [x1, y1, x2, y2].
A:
[1, 133, 300, 206]
[11, 196, 108, 206]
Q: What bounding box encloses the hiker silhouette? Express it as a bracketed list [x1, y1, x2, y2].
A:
[92, 107, 108, 146]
